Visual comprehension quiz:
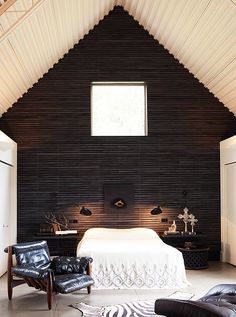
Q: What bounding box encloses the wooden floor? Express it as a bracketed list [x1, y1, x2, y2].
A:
[0, 261, 236, 317]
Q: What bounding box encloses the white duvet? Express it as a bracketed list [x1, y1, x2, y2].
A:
[77, 228, 189, 289]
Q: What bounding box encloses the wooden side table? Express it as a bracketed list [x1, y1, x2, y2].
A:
[33, 234, 80, 256]
[178, 247, 209, 269]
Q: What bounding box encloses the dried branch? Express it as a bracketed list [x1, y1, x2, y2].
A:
[44, 212, 69, 229]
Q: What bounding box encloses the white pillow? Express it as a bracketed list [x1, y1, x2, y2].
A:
[83, 227, 159, 240]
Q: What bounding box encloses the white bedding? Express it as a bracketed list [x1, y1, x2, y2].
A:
[77, 228, 189, 289]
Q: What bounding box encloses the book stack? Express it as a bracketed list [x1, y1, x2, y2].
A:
[55, 230, 78, 235]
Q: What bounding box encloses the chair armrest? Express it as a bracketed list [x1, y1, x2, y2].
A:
[86, 260, 92, 276]
[12, 265, 50, 280]
[51, 256, 93, 274]
[155, 299, 235, 317]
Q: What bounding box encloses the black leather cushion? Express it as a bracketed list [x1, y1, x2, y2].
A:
[200, 284, 236, 304]
[51, 256, 93, 274]
[155, 284, 236, 317]
[12, 241, 51, 268]
[53, 273, 94, 294]
[12, 265, 49, 279]
[155, 299, 236, 317]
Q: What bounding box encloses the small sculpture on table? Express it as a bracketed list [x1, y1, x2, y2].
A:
[178, 207, 191, 233]
[188, 214, 198, 235]
[164, 220, 179, 235]
[178, 207, 198, 234]
[170, 220, 177, 232]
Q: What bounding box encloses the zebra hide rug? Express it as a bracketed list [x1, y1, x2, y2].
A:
[71, 300, 159, 317]
[71, 292, 194, 317]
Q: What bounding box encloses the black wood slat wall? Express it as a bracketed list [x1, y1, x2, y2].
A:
[0, 7, 235, 259]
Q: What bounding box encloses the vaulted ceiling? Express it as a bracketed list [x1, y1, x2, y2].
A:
[0, 0, 235, 117]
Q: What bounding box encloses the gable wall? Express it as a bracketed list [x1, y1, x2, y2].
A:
[1, 7, 235, 259]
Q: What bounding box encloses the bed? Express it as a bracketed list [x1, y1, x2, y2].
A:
[77, 228, 189, 289]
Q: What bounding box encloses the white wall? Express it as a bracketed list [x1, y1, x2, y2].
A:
[0, 131, 17, 276]
[220, 135, 236, 264]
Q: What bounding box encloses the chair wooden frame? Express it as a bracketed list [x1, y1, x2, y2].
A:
[7, 246, 92, 310]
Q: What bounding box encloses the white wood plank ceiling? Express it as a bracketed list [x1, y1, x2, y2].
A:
[0, 0, 235, 116]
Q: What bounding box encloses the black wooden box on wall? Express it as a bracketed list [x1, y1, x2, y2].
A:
[104, 183, 134, 214]
[0, 6, 236, 260]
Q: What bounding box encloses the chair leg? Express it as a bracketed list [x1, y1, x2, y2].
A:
[47, 271, 53, 310]
[87, 285, 91, 294]
[86, 262, 92, 294]
[7, 270, 13, 300]
[7, 246, 13, 300]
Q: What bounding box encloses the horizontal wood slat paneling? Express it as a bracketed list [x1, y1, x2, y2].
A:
[0, 7, 236, 260]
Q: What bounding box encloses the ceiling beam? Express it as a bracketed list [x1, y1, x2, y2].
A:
[0, 0, 17, 16]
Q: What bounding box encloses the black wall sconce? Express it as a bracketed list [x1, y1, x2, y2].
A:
[150, 205, 163, 215]
[80, 206, 92, 216]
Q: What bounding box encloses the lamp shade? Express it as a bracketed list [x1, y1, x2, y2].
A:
[150, 205, 162, 215]
[80, 206, 92, 216]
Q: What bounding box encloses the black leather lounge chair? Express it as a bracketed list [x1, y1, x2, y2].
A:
[155, 284, 236, 317]
[6, 240, 94, 310]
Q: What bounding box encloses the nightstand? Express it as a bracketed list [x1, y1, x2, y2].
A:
[160, 233, 207, 248]
[33, 234, 80, 256]
[160, 233, 209, 268]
